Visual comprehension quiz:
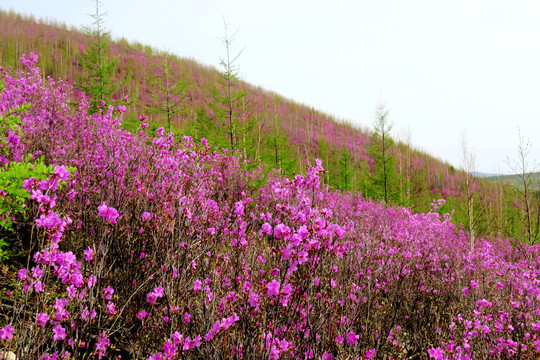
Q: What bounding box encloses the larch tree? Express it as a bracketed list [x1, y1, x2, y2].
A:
[368, 102, 400, 204]
[210, 20, 256, 152]
[146, 50, 189, 133]
[262, 114, 297, 176]
[78, 0, 118, 114]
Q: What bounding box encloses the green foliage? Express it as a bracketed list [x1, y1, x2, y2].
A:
[0, 113, 55, 260]
[146, 51, 189, 133]
[186, 106, 216, 144]
[368, 103, 401, 204]
[78, 0, 119, 114]
[261, 114, 297, 177]
[337, 146, 355, 191]
[208, 21, 257, 153]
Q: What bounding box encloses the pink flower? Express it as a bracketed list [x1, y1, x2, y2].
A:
[95, 332, 110, 358]
[267, 279, 281, 296]
[82, 307, 91, 320]
[249, 292, 260, 307]
[84, 246, 93, 261]
[52, 325, 67, 341]
[183, 312, 191, 324]
[282, 283, 292, 295]
[17, 268, 27, 279]
[193, 279, 202, 291]
[171, 331, 183, 345]
[146, 286, 164, 304]
[261, 222, 273, 235]
[88, 275, 97, 288]
[0, 325, 14, 340]
[137, 310, 147, 319]
[274, 223, 290, 239]
[32, 266, 43, 279]
[107, 301, 116, 314]
[234, 201, 244, 216]
[36, 313, 49, 327]
[102, 286, 114, 300]
[346, 331, 359, 344]
[97, 203, 119, 224]
[141, 212, 152, 221]
[34, 280, 44, 292]
[427, 347, 444, 360]
[365, 349, 376, 359]
[322, 352, 333, 360]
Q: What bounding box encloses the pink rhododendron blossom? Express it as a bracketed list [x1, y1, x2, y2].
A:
[97, 203, 119, 224]
[274, 223, 290, 239]
[107, 301, 116, 314]
[427, 347, 444, 360]
[141, 212, 152, 221]
[52, 325, 67, 341]
[346, 331, 359, 344]
[84, 246, 93, 261]
[322, 352, 333, 360]
[17, 268, 27, 279]
[102, 286, 114, 300]
[267, 279, 281, 296]
[36, 313, 49, 327]
[137, 310, 148, 319]
[261, 222, 273, 235]
[249, 292, 260, 307]
[0, 325, 14, 340]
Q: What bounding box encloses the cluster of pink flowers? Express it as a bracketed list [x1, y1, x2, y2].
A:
[1, 54, 540, 360]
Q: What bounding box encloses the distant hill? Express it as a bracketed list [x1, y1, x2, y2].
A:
[472, 172, 501, 178]
[486, 173, 540, 192]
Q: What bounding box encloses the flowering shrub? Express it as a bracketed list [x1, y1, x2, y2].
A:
[1, 54, 540, 359]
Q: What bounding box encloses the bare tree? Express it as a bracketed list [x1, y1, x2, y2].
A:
[506, 129, 540, 245]
[460, 132, 478, 250]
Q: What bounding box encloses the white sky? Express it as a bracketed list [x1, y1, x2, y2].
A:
[2, 0, 539, 174]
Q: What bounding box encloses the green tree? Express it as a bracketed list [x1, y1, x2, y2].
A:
[262, 114, 297, 176]
[318, 136, 332, 185]
[146, 50, 189, 133]
[368, 102, 400, 204]
[337, 146, 355, 191]
[210, 20, 255, 152]
[78, 0, 118, 114]
[187, 105, 216, 144]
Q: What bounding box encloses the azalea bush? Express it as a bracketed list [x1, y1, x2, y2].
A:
[1, 54, 540, 360]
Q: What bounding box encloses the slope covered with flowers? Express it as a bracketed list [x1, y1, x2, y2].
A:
[1, 55, 540, 360]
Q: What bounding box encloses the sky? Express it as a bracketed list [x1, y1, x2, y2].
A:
[2, 0, 539, 174]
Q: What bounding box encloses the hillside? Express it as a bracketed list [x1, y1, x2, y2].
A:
[1, 52, 540, 359]
[0, 8, 536, 242]
[486, 173, 540, 193]
[0, 10, 454, 186]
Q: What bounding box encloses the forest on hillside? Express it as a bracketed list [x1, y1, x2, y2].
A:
[1, 5, 540, 360]
[1, 8, 538, 245]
